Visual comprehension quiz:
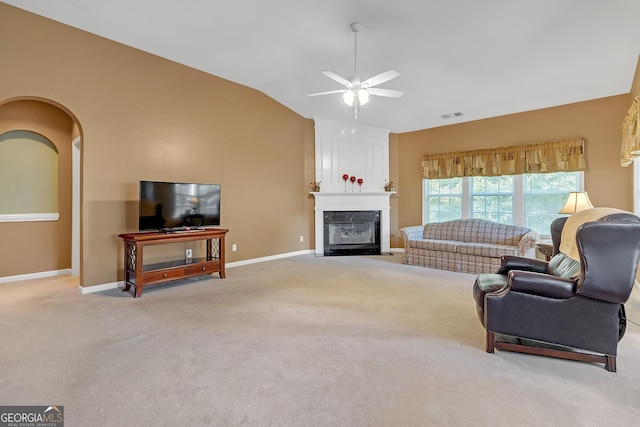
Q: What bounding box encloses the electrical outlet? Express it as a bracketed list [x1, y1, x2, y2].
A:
[185, 249, 192, 259]
[299, 235, 304, 242]
[232, 244, 237, 252]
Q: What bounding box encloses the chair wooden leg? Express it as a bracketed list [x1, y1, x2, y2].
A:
[490, 338, 617, 372]
[605, 355, 617, 372]
[486, 331, 495, 353]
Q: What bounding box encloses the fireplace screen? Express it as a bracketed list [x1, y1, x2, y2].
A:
[323, 211, 381, 256]
[328, 222, 375, 245]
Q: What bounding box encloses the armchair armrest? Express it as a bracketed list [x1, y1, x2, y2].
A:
[507, 270, 577, 299]
[496, 255, 548, 275]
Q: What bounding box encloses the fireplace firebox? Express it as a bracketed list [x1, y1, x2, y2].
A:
[323, 210, 381, 256]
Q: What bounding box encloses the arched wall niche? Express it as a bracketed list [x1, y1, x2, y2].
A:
[0, 129, 59, 215]
[0, 97, 82, 280]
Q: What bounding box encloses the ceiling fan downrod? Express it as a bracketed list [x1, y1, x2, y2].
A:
[351, 22, 361, 81]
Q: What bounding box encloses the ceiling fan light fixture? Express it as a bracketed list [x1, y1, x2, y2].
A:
[343, 90, 355, 106]
[342, 88, 369, 109]
[357, 89, 369, 105]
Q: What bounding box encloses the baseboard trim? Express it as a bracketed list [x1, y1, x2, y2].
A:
[78, 281, 121, 294]
[0, 213, 60, 223]
[225, 249, 314, 268]
[78, 249, 316, 295]
[0, 268, 72, 284]
[391, 247, 405, 253]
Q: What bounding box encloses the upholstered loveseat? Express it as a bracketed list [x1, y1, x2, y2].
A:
[400, 218, 539, 274]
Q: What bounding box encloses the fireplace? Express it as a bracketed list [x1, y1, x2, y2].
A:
[323, 211, 380, 256]
[312, 193, 392, 256]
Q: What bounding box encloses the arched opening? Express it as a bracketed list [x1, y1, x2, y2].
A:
[0, 98, 82, 284]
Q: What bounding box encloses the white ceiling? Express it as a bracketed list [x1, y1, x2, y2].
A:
[4, 0, 640, 133]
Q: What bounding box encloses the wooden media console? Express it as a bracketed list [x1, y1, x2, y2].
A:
[119, 228, 228, 298]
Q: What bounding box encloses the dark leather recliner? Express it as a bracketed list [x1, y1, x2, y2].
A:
[473, 210, 640, 372]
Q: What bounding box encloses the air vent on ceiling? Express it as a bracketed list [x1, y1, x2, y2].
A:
[441, 112, 464, 119]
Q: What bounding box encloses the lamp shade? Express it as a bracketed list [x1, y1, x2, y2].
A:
[558, 191, 594, 214]
[342, 90, 355, 106]
[357, 88, 369, 105]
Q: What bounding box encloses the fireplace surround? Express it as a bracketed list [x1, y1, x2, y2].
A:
[312, 192, 392, 256]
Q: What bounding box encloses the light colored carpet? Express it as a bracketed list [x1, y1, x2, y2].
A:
[1, 254, 640, 426]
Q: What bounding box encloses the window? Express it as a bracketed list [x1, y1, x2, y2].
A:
[423, 178, 462, 223]
[423, 171, 583, 235]
[471, 176, 514, 224]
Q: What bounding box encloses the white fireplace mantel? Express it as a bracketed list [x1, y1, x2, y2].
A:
[312, 192, 394, 256]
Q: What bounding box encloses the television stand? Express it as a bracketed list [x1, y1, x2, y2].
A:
[118, 228, 228, 298]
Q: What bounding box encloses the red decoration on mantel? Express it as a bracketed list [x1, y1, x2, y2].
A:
[343, 174, 349, 192]
[350, 176, 356, 183]
[357, 178, 363, 192]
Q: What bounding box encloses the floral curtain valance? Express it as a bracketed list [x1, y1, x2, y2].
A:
[422, 138, 585, 179]
[620, 95, 640, 167]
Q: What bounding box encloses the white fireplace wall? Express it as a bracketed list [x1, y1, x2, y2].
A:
[312, 117, 393, 255]
[314, 117, 390, 192]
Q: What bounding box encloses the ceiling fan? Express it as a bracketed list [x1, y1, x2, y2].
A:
[307, 22, 404, 118]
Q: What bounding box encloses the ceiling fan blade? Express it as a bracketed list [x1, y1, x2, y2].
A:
[362, 70, 400, 88]
[321, 70, 352, 87]
[367, 88, 404, 98]
[307, 89, 347, 97]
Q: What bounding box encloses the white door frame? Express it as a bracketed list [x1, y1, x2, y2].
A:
[71, 136, 81, 277]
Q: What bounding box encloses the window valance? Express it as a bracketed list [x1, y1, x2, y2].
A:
[422, 138, 585, 179]
[620, 95, 640, 167]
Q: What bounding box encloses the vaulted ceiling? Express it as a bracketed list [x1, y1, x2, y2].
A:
[4, 0, 640, 133]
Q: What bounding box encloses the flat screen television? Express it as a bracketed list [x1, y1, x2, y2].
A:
[138, 180, 221, 231]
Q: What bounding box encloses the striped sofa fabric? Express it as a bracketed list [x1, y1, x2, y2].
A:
[400, 219, 539, 274]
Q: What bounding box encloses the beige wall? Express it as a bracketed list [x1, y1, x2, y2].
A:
[0, 100, 73, 276]
[396, 95, 634, 230]
[0, 4, 315, 287]
[1, 3, 638, 286]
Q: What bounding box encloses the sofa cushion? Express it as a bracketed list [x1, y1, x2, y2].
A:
[423, 218, 530, 245]
[409, 239, 459, 253]
[456, 242, 519, 258]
